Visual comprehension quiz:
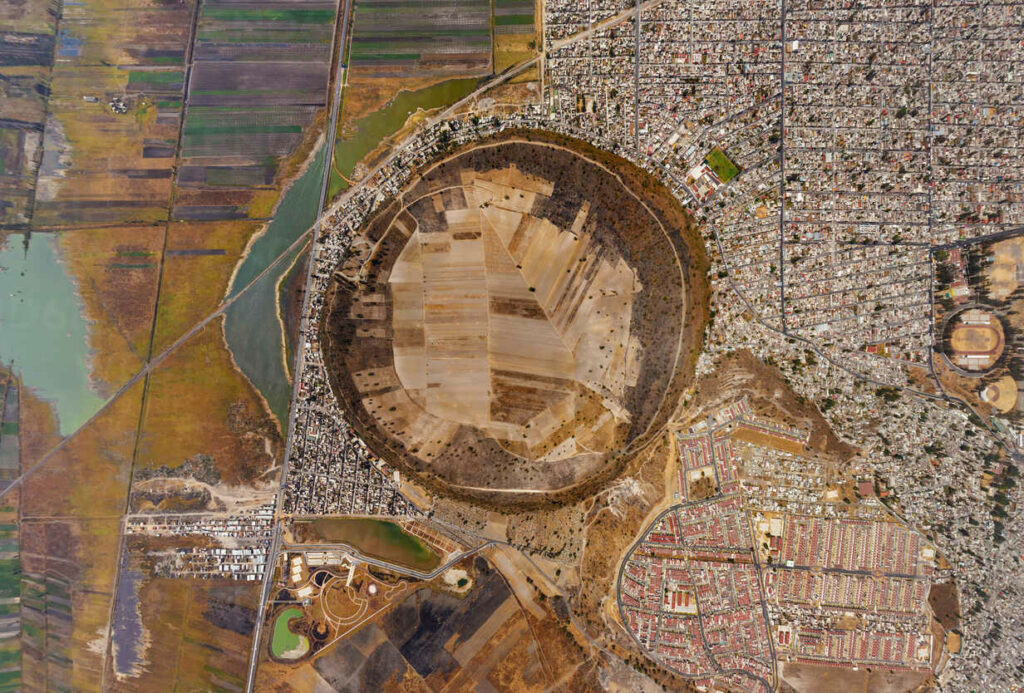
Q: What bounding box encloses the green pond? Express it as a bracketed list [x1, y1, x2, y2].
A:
[271, 608, 309, 658]
[310, 518, 441, 572]
[223, 241, 307, 429]
[223, 144, 325, 430]
[0, 233, 103, 434]
[328, 77, 479, 198]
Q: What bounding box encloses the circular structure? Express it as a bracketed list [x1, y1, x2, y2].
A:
[981, 374, 1018, 413]
[320, 132, 705, 503]
[944, 306, 1005, 374]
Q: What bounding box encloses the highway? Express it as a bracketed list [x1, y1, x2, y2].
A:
[243, 0, 352, 686]
[0, 216, 317, 506]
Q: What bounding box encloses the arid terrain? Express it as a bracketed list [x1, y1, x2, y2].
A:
[320, 131, 708, 505]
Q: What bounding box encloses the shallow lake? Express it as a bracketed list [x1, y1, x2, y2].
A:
[223, 145, 325, 429]
[328, 77, 478, 197]
[0, 233, 103, 434]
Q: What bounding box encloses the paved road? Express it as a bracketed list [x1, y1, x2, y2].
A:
[5, 0, 657, 510]
[0, 222, 316, 506]
[243, 0, 352, 686]
[547, 0, 666, 53]
[614, 502, 776, 691]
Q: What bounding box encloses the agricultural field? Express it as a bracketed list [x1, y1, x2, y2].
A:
[349, 0, 491, 78]
[493, 0, 537, 73]
[177, 0, 336, 220]
[15, 375, 144, 691]
[0, 504, 20, 693]
[320, 134, 703, 503]
[0, 121, 43, 228]
[0, 372, 19, 490]
[0, 0, 58, 228]
[30, 0, 196, 228]
[2, 0, 340, 688]
[325, 0, 512, 199]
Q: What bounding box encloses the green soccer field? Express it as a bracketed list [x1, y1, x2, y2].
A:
[705, 147, 740, 182]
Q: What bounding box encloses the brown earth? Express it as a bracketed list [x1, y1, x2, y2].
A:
[732, 425, 806, 455]
[58, 226, 164, 394]
[928, 581, 961, 632]
[107, 545, 261, 693]
[780, 661, 931, 693]
[135, 321, 281, 486]
[255, 555, 589, 691]
[19, 517, 123, 691]
[320, 130, 709, 508]
[15, 378, 146, 691]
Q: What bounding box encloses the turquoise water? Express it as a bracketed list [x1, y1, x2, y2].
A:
[0, 234, 103, 434]
[223, 144, 326, 429]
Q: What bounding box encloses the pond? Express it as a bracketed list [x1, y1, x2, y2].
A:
[271, 607, 309, 659]
[222, 144, 326, 429]
[327, 77, 479, 198]
[309, 518, 441, 572]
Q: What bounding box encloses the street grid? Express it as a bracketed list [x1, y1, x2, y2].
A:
[544, 0, 1024, 379]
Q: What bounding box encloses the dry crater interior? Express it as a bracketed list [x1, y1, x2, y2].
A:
[321, 139, 689, 495]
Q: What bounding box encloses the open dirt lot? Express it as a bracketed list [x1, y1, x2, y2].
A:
[981, 374, 1018, 413]
[780, 662, 930, 693]
[986, 236, 1024, 300]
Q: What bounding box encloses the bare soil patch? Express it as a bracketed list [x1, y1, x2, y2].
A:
[928, 581, 960, 632]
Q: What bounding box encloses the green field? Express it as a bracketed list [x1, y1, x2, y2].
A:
[705, 147, 740, 183]
[128, 70, 183, 85]
[349, 0, 491, 75]
[307, 518, 441, 572]
[0, 511, 19, 692]
[184, 124, 302, 136]
[203, 8, 334, 22]
[270, 608, 309, 658]
[495, 14, 534, 25]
